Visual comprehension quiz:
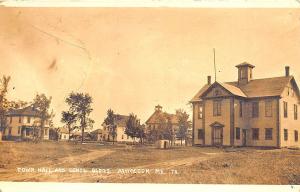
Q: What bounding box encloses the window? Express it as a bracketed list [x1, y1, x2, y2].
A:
[214, 89, 220, 96]
[292, 89, 295, 97]
[64, 135, 66, 139]
[252, 128, 259, 140]
[284, 102, 288, 118]
[9, 117, 12, 124]
[19, 116, 21, 123]
[44, 128, 48, 136]
[18, 126, 21, 134]
[284, 129, 288, 141]
[198, 104, 203, 119]
[198, 129, 204, 140]
[8, 127, 12, 135]
[122, 135, 124, 139]
[295, 130, 298, 142]
[265, 128, 273, 140]
[252, 102, 259, 118]
[27, 117, 31, 124]
[265, 100, 272, 117]
[26, 129, 30, 136]
[239, 101, 243, 117]
[240, 68, 246, 79]
[235, 128, 241, 140]
[213, 100, 222, 116]
[294, 104, 298, 120]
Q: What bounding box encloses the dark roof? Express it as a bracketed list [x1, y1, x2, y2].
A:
[235, 62, 255, 68]
[6, 106, 41, 117]
[146, 110, 179, 125]
[191, 75, 297, 102]
[190, 84, 210, 102]
[227, 76, 293, 98]
[90, 129, 103, 134]
[114, 114, 129, 127]
[102, 114, 131, 127]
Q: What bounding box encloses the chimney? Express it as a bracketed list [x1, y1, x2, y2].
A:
[285, 66, 290, 77]
[207, 76, 211, 85]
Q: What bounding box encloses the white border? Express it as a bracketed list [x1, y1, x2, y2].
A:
[0, 1, 300, 191]
[0, 182, 300, 192]
[0, 0, 300, 8]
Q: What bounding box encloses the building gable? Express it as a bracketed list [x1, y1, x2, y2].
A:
[280, 77, 300, 102]
[201, 83, 234, 99]
[146, 111, 178, 125]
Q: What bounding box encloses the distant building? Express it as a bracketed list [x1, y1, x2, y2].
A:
[90, 129, 104, 141]
[59, 127, 70, 141]
[102, 114, 138, 143]
[145, 105, 189, 145]
[70, 129, 91, 141]
[2, 106, 50, 140]
[191, 63, 300, 148]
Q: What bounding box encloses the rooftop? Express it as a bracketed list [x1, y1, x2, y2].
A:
[235, 62, 255, 68]
[191, 75, 298, 102]
[146, 110, 179, 125]
[6, 106, 41, 117]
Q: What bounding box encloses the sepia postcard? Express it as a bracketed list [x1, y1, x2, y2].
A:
[0, 1, 300, 191]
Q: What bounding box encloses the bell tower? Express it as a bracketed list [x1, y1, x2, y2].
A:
[236, 62, 255, 85]
[155, 105, 162, 112]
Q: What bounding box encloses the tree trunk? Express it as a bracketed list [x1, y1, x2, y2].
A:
[40, 118, 45, 140]
[81, 116, 86, 144]
[68, 125, 71, 141]
[81, 126, 84, 143]
[140, 136, 143, 144]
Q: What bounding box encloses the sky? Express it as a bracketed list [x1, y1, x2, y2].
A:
[1, 8, 300, 129]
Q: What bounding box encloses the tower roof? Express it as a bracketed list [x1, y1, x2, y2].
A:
[235, 62, 255, 68]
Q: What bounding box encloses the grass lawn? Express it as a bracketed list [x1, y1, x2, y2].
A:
[0, 141, 299, 184]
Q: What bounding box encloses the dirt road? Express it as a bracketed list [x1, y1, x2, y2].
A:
[68, 151, 220, 182]
[0, 145, 219, 182]
[0, 149, 113, 182]
[3, 142, 298, 184]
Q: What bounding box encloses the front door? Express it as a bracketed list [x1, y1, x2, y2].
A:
[242, 129, 247, 146]
[213, 127, 223, 146]
[164, 141, 167, 149]
[21, 127, 25, 139]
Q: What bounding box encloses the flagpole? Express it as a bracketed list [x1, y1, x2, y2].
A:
[213, 48, 216, 82]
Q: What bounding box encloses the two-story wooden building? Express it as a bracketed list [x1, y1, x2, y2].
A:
[3, 106, 50, 140]
[102, 114, 139, 143]
[145, 105, 191, 145]
[191, 63, 300, 148]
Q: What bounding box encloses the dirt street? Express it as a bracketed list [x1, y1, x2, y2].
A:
[0, 142, 299, 184]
